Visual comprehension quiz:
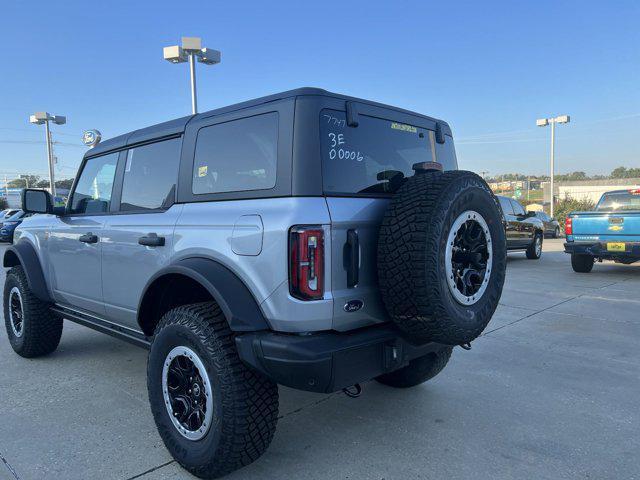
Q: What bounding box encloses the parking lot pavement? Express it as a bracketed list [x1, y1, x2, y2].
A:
[0, 238, 638, 480]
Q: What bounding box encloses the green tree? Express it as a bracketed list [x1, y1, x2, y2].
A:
[554, 196, 596, 230]
[55, 178, 75, 190]
[7, 175, 40, 188]
[611, 166, 627, 178]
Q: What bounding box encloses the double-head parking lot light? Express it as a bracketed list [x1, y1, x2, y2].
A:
[163, 37, 221, 115]
[536, 115, 570, 218]
[29, 112, 66, 197]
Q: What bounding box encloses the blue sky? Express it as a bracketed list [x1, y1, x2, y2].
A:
[1, 0, 638, 180]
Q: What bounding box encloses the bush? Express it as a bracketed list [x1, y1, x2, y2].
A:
[555, 197, 595, 230]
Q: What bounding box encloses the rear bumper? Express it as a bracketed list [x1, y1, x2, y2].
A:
[564, 241, 640, 259]
[235, 323, 447, 393]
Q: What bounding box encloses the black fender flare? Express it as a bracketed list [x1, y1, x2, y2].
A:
[138, 257, 270, 333]
[3, 240, 52, 303]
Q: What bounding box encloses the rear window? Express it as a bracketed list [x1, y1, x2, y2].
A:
[320, 110, 457, 195]
[596, 190, 640, 212]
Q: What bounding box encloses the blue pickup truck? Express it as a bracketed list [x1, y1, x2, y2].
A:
[564, 189, 640, 272]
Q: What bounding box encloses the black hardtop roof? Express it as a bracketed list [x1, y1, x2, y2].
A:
[86, 87, 450, 157]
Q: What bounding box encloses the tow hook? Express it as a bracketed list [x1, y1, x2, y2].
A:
[459, 342, 472, 351]
[342, 383, 362, 398]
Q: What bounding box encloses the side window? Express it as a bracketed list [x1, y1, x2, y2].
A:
[192, 112, 278, 194]
[69, 153, 118, 214]
[435, 136, 458, 170]
[498, 197, 513, 215]
[510, 199, 526, 216]
[120, 138, 181, 211]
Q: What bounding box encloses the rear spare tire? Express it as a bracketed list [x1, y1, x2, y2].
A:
[378, 170, 506, 345]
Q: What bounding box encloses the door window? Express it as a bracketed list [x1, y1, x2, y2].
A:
[120, 138, 182, 211]
[498, 197, 514, 215]
[192, 113, 278, 194]
[68, 153, 118, 214]
[510, 199, 526, 216]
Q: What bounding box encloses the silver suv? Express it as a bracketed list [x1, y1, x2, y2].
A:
[3, 88, 507, 479]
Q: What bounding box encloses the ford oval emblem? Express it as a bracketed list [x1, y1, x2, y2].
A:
[82, 129, 102, 147]
[343, 300, 364, 312]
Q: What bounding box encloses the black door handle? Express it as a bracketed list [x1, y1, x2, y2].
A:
[79, 233, 98, 244]
[345, 229, 359, 288]
[138, 233, 165, 247]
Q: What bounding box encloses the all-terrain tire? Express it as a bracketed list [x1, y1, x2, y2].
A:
[376, 347, 453, 388]
[378, 170, 506, 345]
[571, 253, 594, 273]
[526, 232, 543, 259]
[147, 302, 279, 479]
[3, 266, 62, 357]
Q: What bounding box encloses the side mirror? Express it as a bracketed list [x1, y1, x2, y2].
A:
[526, 211, 537, 218]
[22, 189, 53, 214]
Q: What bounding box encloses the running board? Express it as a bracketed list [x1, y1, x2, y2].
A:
[51, 306, 151, 349]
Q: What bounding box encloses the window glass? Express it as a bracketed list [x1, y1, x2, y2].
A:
[320, 110, 457, 195]
[69, 153, 118, 214]
[498, 197, 514, 215]
[192, 113, 278, 194]
[120, 138, 181, 211]
[510, 199, 526, 216]
[596, 191, 640, 212]
[435, 135, 458, 169]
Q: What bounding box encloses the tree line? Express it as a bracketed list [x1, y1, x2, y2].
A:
[488, 166, 640, 183]
[5, 175, 74, 190]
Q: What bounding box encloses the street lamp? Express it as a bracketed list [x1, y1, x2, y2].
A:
[29, 112, 66, 197]
[163, 37, 221, 114]
[536, 114, 570, 218]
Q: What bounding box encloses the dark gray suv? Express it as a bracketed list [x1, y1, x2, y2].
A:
[4, 88, 507, 479]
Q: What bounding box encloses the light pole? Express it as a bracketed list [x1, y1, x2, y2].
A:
[536, 115, 570, 217]
[29, 112, 66, 197]
[163, 37, 221, 114]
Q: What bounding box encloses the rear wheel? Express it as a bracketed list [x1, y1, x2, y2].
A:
[3, 266, 62, 357]
[147, 302, 279, 479]
[526, 232, 543, 259]
[571, 253, 594, 273]
[376, 347, 453, 388]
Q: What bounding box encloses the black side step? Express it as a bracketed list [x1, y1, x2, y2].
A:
[51, 306, 151, 349]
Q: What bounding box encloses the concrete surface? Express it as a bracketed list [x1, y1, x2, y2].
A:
[0, 239, 638, 480]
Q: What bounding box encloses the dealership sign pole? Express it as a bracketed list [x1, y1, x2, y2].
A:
[536, 115, 570, 218]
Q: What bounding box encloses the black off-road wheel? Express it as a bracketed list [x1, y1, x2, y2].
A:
[378, 170, 507, 345]
[526, 232, 543, 259]
[571, 253, 594, 273]
[376, 347, 453, 388]
[3, 266, 62, 357]
[147, 302, 279, 479]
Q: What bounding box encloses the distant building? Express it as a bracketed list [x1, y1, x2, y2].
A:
[543, 178, 640, 204]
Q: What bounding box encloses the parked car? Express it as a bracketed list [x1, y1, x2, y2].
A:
[533, 211, 561, 238]
[4, 88, 507, 479]
[0, 210, 32, 243]
[0, 209, 19, 226]
[497, 196, 545, 259]
[565, 189, 640, 272]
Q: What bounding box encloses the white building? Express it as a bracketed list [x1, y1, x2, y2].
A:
[543, 178, 640, 205]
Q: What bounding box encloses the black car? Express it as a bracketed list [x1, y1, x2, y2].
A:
[0, 210, 32, 243]
[497, 196, 545, 259]
[533, 211, 561, 238]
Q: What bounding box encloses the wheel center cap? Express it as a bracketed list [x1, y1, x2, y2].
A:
[192, 383, 201, 397]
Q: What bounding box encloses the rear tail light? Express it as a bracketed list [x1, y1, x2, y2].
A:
[629, 189, 640, 195]
[565, 217, 573, 235]
[289, 226, 324, 300]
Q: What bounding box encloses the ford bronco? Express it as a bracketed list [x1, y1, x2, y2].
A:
[3, 88, 506, 478]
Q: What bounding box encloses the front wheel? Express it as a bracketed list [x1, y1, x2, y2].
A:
[147, 302, 279, 479]
[376, 347, 453, 388]
[571, 253, 594, 273]
[526, 232, 543, 259]
[3, 266, 63, 357]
